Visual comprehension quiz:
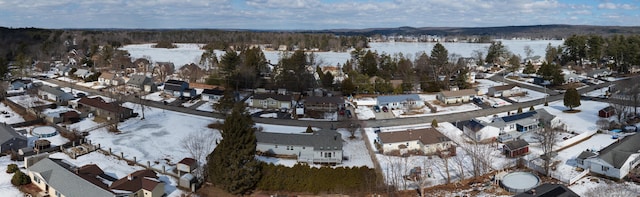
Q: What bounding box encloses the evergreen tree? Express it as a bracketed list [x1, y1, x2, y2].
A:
[214, 89, 236, 114]
[522, 61, 536, 75]
[431, 119, 438, 127]
[529, 106, 535, 111]
[517, 107, 523, 114]
[341, 78, 356, 96]
[305, 125, 314, 133]
[359, 50, 378, 77]
[207, 103, 261, 195]
[486, 41, 508, 64]
[563, 88, 581, 111]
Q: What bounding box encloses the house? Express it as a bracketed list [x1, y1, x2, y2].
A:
[587, 68, 611, 78]
[178, 63, 206, 83]
[98, 72, 124, 86]
[437, 89, 477, 104]
[577, 133, 640, 179]
[9, 79, 32, 91]
[74, 68, 92, 79]
[110, 169, 165, 197]
[503, 139, 529, 157]
[630, 65, 640, 74]
[37, 85, 75, 105]
[252, 93, 292, 109]
[488, 84, 524, 97]
[377, 128, 453, 155]
[163, 79, 195, 98]
[127, 75, 157, 92]
[255, 130, 343, 164]
[598, 106, 615, 118]
[376, 94, 423, 109]
[77, 97, 133, 121]
[564, 73, 584, 84]
[0, 123, 27, 153]
[514, 183, 580, 197]
[56, 66, 71, 76]
[177, 157, 198, 174]
[26, 158, 117, 197]
[201, 88, 225, 102]
[303, 96, 344, 112]
[463, 119, 501, 142]
[60, 111, 81, 123]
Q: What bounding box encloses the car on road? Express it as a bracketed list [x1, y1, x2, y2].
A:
[382, 106, 389, 112]
[373, 106, 381, 113]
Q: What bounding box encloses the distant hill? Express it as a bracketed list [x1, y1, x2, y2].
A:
[312, 25, 640, 38]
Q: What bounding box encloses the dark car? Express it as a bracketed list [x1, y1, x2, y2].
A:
[382, 106, 389, 112]
[76, 93, 87, 98]
[373, 106, 381, 113]
[473, 97, 484, 105]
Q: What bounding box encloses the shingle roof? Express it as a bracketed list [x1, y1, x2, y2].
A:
[78, 97, 132, 113]
[577, 151, 596, 160]
[504, 139, 529, 150]
[491, 84, 517, 92]
[256, 130, 343, 150]
[202, 88, 224, 95]
[0, 123, 26, 144]
[501, 111, 537, 123]
[127, 75, 152, 86]
[178, 158, 197, 166]
[378, 128, 451, 145]
[597, 133, 640, 168]
[40, 85, 74, 100]
[28, 158, 115, 197]
[439, 89, 477, 98]
[253, 93, 292, 102]
[377, 94, 420, 106]
[465, 119, 487, 133]
[514, 183, 579, 197]
[110, 169, 161, 193]
[99, 72, 115, 80]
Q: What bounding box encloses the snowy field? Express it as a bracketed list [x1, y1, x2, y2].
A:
[475, 79, 505, 95]
[48, 152, 184, 196]
[121, 40, 564, 68]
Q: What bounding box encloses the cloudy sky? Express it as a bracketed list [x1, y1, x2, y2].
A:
[1, 0, 638, 30]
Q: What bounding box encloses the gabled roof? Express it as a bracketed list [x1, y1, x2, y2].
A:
[202, 88, 224, 95]
[514, 183, 579, 197]
[439, 89, 477, 98]
[501, 111, 537, 123]
[165, 79, 187, 86]
[377, 94, 420, 106]
[99, 72, 115, 80]
[127, 75, 152, 86]
[78, 97, 132, 113]
[256, 130, 343, 150]
[28, 158, 115, 197]
[110, 169, 161, 193]
[378, 128, 451, 145]
[74, 68, 91, 76]
[39, 85, 74, 100]
[178, 158, 197, 166]
[577, 151, 596, 160]
[0, 123, 26, 144]
[465, 119, 487, 133]
[504, 139, 529, 150]
[304, 96, 344, 105]
[597, 133, 640, 168]
[253, 93, 292, 102]
[490, 84, 517, 92]
[600, 106, 615, 113]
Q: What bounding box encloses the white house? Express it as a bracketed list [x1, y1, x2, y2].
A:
[255, 130, 343, 164]
[201, 88, 224, 102]
[98, 72, 124, 86]
[463, 119, 502, 142]
[437, 88, 477, 104]
[377, 128, 453, 155]
[73, 68, 92, 79]
[37, 85, 75, 105]
[376, 94, 423, 110]
[488, 84, 524, 97]
[577, 133, 640, 179]
[464, 109, 558, 142]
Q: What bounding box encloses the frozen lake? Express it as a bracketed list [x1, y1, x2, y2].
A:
[122, 39, 564, 69]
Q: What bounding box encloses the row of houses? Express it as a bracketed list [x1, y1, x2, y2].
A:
[463, 109, 558, 142]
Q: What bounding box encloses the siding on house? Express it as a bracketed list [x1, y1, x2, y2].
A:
[437, 89, 477, 104]
[377, 128, 453, 155]
[255, 130, 343, 164]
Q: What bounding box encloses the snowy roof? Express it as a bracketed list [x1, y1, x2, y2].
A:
[127, 75, 153, 86]
[377, 94, 420, 106]
[255, 130, 343, 150]
[39, 85, 74, 100]
[439, 89, 477, 98]
[253, 93, 291, 102]
[597, 133, 640, 169]
[0, 123, 26, 143]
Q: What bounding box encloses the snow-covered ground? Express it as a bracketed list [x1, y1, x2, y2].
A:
[0, 102, 25, 124]
[121, 40, 564, 68]
[0, 156, 24, 196]
[475, 79, 506, 95]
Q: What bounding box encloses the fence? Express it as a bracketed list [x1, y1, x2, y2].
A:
[556, 130, 597, 151]
[523, 156, 588, 185]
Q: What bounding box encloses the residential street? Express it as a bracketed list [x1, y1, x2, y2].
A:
[43, 77, 626, 130]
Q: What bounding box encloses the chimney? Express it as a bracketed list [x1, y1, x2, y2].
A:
[127, 174, 133, 181]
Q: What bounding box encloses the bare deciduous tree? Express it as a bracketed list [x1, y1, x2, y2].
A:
[452, 150, 467, 182]
[534, 124, 561, 176]
[181, 130, 217, 167]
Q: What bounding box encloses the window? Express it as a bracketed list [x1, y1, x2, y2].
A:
[601, 166, 609, 171]
[34, 176, 40, 183]
[55, 191, 61, 197]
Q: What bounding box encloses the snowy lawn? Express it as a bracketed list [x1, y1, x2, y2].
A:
[49, 152, 184, 196]
[195, 101, 215, 112]
[507, 88, 547, 103]
[0, 156, 24, 196]
[355, 106, 376, 120]
[120, 44, 206, 70]
[0, 102, 25, 124]
[475, 79, 506, 95]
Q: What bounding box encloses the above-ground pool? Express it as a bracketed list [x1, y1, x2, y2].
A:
[32, 126, 58, 138]
[500, 171, 540, 193]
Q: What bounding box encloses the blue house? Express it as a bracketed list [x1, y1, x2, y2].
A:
[376, 94, 423, 110]
[163, 80, 195, 98]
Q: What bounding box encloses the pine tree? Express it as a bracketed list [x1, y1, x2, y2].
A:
[517, 107, 523, 114]
[214, 89, 236, 114]
[432, 119, 438, 127]
[305, 125, 314, 133]
[207, 103, 261, 195]
[563, 87, 581, 111]
[529, 106, 535, 111]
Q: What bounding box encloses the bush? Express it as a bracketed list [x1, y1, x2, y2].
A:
[11, 170, 31, 186]
[6, 164, 18, 173]
[432, 119, 438, 127]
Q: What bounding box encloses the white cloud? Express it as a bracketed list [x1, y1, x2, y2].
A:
[598, 2, 637, 10]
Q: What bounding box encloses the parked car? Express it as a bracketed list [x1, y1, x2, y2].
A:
[472, 97, 484, 105]
[373, 106, 381, 113]
[382, 106, 389, 112]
